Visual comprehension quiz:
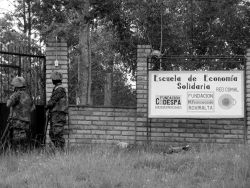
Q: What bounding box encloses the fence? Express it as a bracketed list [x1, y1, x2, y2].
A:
[148, 55, 245, 71]
[0, 44, 46, 105]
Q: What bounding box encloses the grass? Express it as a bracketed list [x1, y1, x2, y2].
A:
[0, 144, 250, 188]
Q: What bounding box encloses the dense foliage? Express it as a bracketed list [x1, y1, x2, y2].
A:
[1, 0, 250, 105]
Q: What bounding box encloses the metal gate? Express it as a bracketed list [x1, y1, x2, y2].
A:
[0, 44, 46, 147]
[148, 55, 245, 71]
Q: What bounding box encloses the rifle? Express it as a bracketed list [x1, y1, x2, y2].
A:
[43, 109, 56, 153]
[44, 109, 55, 145]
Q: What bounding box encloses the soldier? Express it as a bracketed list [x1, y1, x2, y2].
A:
[46, 71, 67, 150]
[6, 76, 33, 151]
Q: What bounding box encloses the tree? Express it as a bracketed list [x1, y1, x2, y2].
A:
[0, 13, 44, 103]
[29, 0, 136, 105]
[30, 0, 114, 105]
[10, 0, 250, 105]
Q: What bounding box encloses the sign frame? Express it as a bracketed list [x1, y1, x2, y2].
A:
[148, 70, 245, 119]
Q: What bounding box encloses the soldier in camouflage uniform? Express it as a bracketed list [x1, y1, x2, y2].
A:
[46, 71, 67, 149]
[6, 77, 33, 151]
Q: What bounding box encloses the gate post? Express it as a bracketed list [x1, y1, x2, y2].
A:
[246, 49, 250, 144]
[46, 39, 68, 101]
[136, 45, 151, 144]
[45, 38, 69, 144]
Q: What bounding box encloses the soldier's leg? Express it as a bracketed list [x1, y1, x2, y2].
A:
[49, 126, 56, 145]
[50, 112, 66, 149]
[54, 126, 65, 149]
[49, 125, 65, 149]
[21, 122, 30, 151]
[57, 112, 66, 149]
[10, 119, 18, 151]
[12, 120, 30, 151]
[49, 112, 56, 146]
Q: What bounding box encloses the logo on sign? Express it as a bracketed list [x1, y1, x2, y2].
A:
[155, 95, 182, 109]
[218, 94, 236, 110]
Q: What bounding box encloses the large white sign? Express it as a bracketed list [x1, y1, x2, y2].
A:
[148, 71, 244, 118]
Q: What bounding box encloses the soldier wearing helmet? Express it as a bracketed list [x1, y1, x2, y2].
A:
[46, 71, 68, 150]
[6, 76, 33, 150]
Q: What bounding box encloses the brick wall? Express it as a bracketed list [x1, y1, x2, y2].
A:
[148, 119, 244, 144]
[246, 49, 250, 144]
[68, 106, 137, 144]
[45, 40, 248, 146]
[136, 45, 246, 145]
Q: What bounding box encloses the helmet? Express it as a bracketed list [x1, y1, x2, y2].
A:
[51, 71, 63, 81]
[11, 77, 26, 88]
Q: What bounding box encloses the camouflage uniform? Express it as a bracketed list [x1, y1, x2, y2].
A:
[47, 72, 67, 149]
[6, 77, 33, 150]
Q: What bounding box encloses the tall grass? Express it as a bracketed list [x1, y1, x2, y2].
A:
[0, 144, 250, 188]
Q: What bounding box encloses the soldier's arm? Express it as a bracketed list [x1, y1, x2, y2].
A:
[47, 87, 66, 109]
[6, 92, 20, 107]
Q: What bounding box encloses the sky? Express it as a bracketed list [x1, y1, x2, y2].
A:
[0, 0, 15, 18]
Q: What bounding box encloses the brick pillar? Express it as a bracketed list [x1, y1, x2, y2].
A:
[246, 49, 250, 144]
[46, 39, 68, 100]
[45, 38, 69, 144]
[136, 45, 151, 144]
